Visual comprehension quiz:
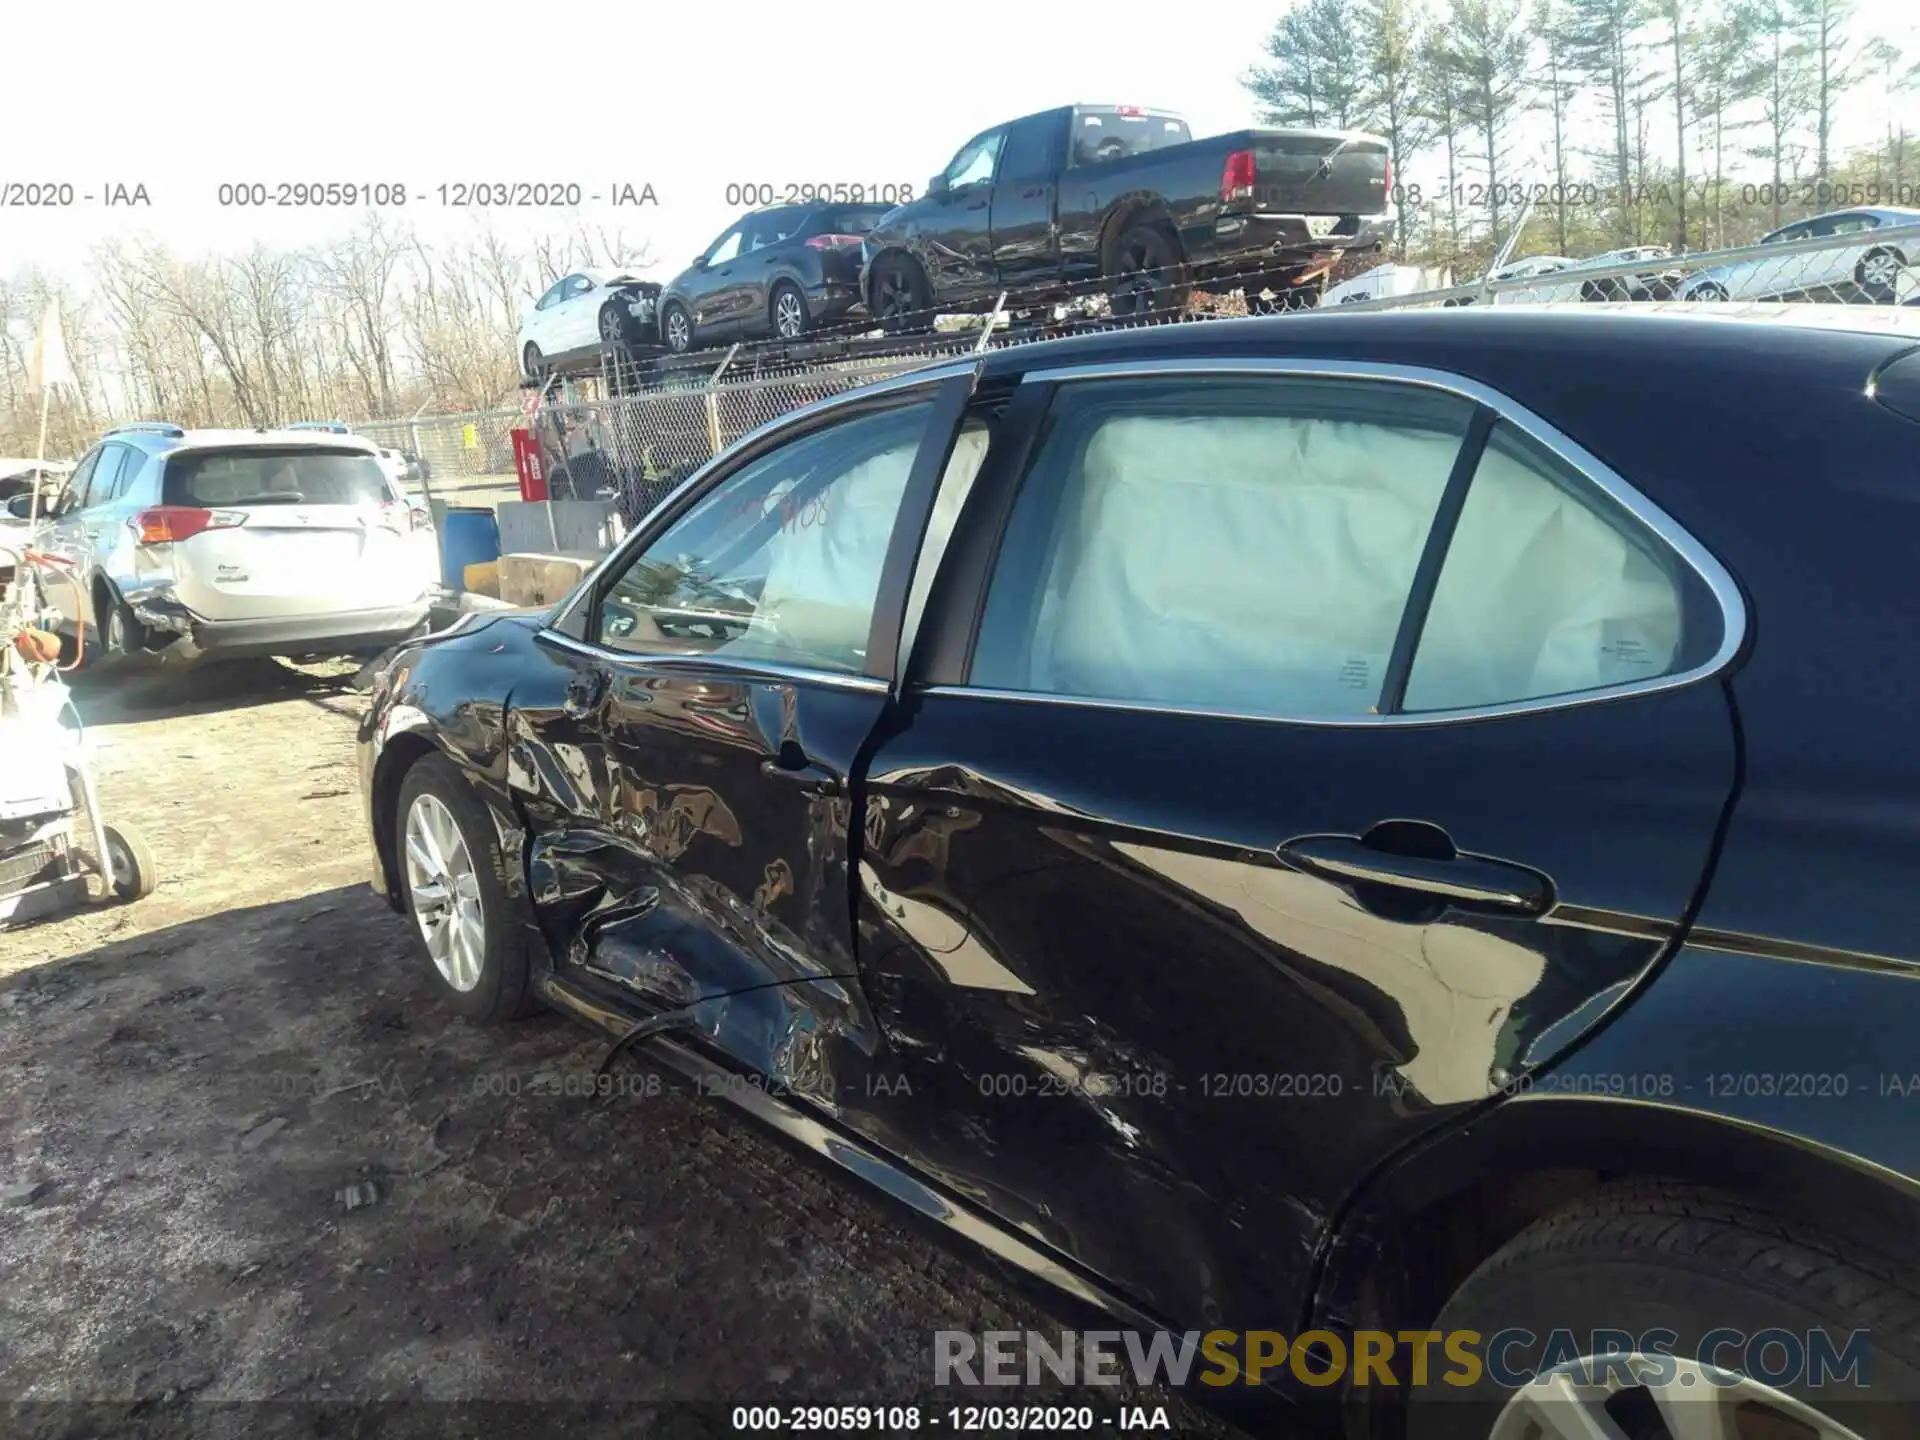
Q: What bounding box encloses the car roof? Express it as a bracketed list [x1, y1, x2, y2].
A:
[1765, 206, 1920, 235]
[972, 303, 1920, 384]
[110, 426, 380, 456]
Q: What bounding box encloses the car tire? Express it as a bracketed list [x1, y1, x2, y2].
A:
[770, 281, 810, 341]
[1406, 1179, 1920, 1440]
[1104, 222, 1190, 318]
[1688, 282, 1730, 302]
[1856, 247, 1905, 299]
[394, 753, 536, 1024]
[522, 342, 545, 380]
[868, 253, 935, 336]
[95, 582, 147, 662]
[598, 301, 632, 345]
[660, 301, 694, 354]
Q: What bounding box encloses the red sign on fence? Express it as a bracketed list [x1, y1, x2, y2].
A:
[511, 427, 548, 502]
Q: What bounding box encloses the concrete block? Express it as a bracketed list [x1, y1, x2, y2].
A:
[497, 551, 600, 608]
[462, 560, 500, 598]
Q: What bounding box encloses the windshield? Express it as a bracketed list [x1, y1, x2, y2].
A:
[1070, 109, 1192, 166]
[163, 448, 393, 507]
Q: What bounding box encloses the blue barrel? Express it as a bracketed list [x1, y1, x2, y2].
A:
[439, 507, 501, 590]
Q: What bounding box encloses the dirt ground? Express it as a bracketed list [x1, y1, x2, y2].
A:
[0, 661, 1260, 1439]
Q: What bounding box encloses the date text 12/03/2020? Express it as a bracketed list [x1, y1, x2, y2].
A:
[1391, 179, 1920, 212]
[728, 1405, 1176, 1432]
[210, 182, 659, 208]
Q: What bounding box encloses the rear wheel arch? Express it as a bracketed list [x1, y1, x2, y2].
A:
[1315, 1098, 1920, 1345]
[91, 571, 118, 631]
[863, 245, 926, 306]
[1097, 197, 1184, 274]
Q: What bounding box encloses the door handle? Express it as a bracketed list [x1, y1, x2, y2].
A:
[1276, 830, 1552, 915]
[760, 739, 840, 795]
[563, 666, 610, 718]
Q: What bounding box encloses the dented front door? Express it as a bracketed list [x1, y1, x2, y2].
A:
[505, 386, 968, 1102]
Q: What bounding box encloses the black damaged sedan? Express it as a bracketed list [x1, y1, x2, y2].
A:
[360, 307, 1920, 1439]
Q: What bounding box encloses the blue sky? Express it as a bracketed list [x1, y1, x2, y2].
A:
[4, 0, 1918, 287]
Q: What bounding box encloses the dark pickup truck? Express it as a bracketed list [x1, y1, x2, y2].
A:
[858, 103, 1393, 330]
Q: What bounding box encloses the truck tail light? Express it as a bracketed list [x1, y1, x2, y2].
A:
[128, 506, 244, 545]
[1115, 105, 1144, 116]
[1221, 149, 1256, 205]
[805, 234, 864, 250]
[1384, 153, 1394, 202]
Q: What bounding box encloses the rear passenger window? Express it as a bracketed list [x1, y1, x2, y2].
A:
[1401, 423, 1706, 713]
[86, 446, 129, 507]
[969, 378, 1476, 718]
[967, 378, 1725, 721]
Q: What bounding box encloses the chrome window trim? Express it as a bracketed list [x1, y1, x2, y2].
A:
[537, 627, 890, 695]
[546, 359, 976, 641]
[941, 356, 1748, 729]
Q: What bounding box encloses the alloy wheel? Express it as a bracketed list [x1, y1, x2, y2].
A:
[1861, 251, 1900, 289]
[404, 792, 485, 992]
[775, 290, 805, 338]
[665, 309, 690, 352]
[600, 307, 624, 342]
[1488, 1355, 1866, 1440]
[877, 269, 914, 323]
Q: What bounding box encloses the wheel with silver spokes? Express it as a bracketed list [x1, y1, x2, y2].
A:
[1855, 248, 1904, 299]
[1489, 1356, 1865, 1440]
[392, 753, 534, 1022]
[405, 792, 485, 991]
[661, 301, 693, 354]
[771, 282, 808, 340]
[1409, 1181, 1920, 1440]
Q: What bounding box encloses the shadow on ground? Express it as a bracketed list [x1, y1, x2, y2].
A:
[66, 658, 364, 726]
[0, 886, 1249, 1436]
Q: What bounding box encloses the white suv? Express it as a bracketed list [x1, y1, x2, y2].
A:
[6, 422, 438, 668]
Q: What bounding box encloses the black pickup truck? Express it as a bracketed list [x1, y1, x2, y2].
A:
[858, 103, 1392, 330]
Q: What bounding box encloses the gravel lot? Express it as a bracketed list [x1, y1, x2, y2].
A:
[0, 661, 1254, 1439]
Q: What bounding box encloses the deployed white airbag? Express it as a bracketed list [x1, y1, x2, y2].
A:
[1035, 413, 1459, 715]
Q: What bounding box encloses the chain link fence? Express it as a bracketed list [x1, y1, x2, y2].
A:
[366, 220, 1920, 533]
[357, 409, 521, 488]
[530, 355, 952, 527]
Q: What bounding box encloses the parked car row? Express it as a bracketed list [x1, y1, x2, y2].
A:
[518, 102, 1397, 374]
[1680, 205, 1920, 301]
[1345, 207, 1920, 313]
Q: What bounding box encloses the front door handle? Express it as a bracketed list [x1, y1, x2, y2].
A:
[1277, 830, 1553, 916]
[563, 666, 610, 718]
[761, 739, 840, 795]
